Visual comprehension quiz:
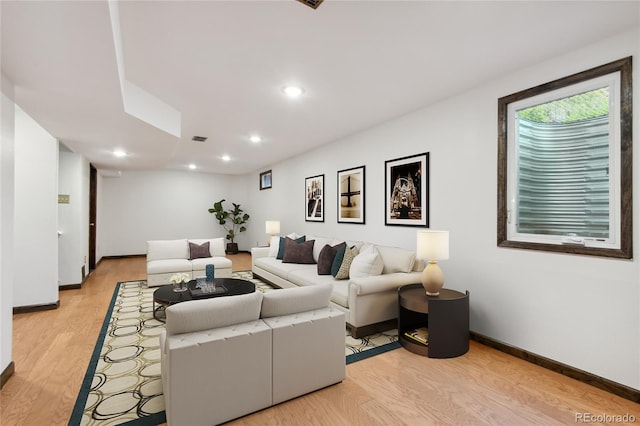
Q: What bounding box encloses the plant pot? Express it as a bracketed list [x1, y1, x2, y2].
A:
[226, 243, 238, 254]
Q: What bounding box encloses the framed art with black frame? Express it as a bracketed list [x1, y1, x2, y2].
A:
[259, 170, 272, 190]
[305, 174, 324, 222]
[385, 152, 429, 227]
[337, 165, 365, 224]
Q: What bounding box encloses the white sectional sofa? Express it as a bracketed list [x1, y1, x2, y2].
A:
[146, 238, 232, 287]
[252, 234, 423, 338]
[160, 283, 345, 426]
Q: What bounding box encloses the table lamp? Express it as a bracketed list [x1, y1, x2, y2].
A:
[265, 220, 280, 244]
[416, 230, 449, 296]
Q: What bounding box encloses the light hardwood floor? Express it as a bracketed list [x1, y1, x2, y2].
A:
[2, 255, 638, 426]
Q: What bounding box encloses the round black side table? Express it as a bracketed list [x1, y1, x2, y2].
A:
[398, 284, 469, 358]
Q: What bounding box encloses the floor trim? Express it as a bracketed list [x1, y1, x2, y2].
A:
[59, 283, 82, 290]
[470, 332, 640, 403]
[100, 252, 250, 260]
[59, 267, 95, 291]
[13, 300, 60, 314]
[101, 254, 146, 259]
[0, 361, 14, 389]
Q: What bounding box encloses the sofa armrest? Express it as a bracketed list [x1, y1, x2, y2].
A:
[349, 271, 422, 296]
[251, 247, 271, 263]
[159, 330, 167, 355]
[263, 307, 345, 405]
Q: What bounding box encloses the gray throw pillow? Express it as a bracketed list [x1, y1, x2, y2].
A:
[282, 238, 316, 264]
[317, 242, 346, 275]
[277, 236, 305, 260]
[189, 241, 211, 260]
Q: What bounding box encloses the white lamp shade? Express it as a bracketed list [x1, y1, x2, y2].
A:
[265, 220, 281, 235]
[416, 230, 449, 261]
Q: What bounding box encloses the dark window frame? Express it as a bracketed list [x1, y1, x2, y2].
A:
[497, 57, 632, 259]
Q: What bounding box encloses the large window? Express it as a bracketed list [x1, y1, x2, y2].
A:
[497, 57, 632, 258]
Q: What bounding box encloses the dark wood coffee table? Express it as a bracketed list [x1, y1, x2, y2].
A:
[152, 277, 256, 322]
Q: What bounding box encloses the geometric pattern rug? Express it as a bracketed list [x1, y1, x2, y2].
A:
[68, 271, 399, 426]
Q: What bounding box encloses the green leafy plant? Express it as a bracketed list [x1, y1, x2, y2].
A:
[208, 199, 250, 243]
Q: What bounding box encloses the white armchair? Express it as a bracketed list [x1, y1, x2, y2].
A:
[160, 284, 345, 425]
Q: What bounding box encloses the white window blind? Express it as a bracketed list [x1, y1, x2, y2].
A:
[516, 115, 610, 238]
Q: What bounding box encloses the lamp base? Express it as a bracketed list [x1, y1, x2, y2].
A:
[421, 261, 444, 296]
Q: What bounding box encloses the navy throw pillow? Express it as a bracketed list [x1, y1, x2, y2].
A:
[330, 245, 347, 277]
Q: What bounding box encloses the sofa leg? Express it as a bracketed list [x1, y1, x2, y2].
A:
[349, 327, 361, 339]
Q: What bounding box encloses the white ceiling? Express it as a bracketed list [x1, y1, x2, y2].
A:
[2, 1, 638, 175]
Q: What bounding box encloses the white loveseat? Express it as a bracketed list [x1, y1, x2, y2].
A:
[146, 238, 232, 287]
[160, 283, 345, 426]
[252, 234, 423, 338]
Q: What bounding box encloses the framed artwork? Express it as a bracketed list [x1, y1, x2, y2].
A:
[259, 170, 272, 190]
[385, 152, 429, 227]
[337, 165, 365, 224]
[305, 174, 324, 222]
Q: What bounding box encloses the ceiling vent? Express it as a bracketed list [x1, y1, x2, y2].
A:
[297, 0, 324, 9]
[192, 136, 208, 142]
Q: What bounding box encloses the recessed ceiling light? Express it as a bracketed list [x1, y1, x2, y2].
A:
[283, 85, 304, 98]
[250, 135, 262, 143]
[188, 164, 197, 170]
[221, 155, 231, 162]
[113, 149, 127, 157]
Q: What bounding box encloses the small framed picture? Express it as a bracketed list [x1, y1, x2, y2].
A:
[305, 174, 324, 222]
[385, 152, 429, 227]
[337, 166, 365, 224]
[260, 170, 272, 190]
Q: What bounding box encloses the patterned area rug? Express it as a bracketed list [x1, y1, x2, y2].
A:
[69, 272, 399, 426]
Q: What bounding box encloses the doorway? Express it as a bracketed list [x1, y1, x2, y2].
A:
[89, 164, 97, 271]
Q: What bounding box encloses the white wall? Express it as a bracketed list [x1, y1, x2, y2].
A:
[1, 73, 15, 381]
[242, 29, 640, 390]
[99, 170, 239, 255]
[14, 107, 58, 307]
[58, 150, 89, 285]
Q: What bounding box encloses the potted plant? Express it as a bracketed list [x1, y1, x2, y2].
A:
[208, 199, 250, 254]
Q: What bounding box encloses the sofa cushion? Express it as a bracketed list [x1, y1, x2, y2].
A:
[287, 268, 336, 287]
[190, 257, 233, 271]
[165, 292, 263, 336]
[254, 257, 308, 281]
[189, 238, 225, 257]
[334, 246, 360, 280]
[345, 240, 365, 251]
[376, 245, 417, 274]
[260, 283, 332, 318]
[147, 258, 192, 274]
[317, 242, 346, 275]
[330, 280, 349, 308]
[268, 235, 281, 257]
[277, 235, 306, 260]
[282, 238, 316, 264]
[147, 239, 188, 262]
[188, 241, 210, 260]
[306, 235, 334, 262]
[350, 245, 384, 278]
